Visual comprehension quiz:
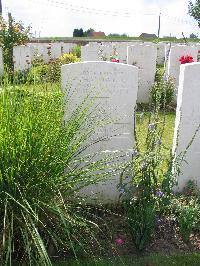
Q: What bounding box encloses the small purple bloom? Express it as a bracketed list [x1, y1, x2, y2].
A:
[141, 160, 147, 170]
[132, 148, 139, 157]
[119, 188, 125, 194]
[148, 123, 156, 131]
[156, 218, 162, 224]
[156, 189, 164, 198]
[156, 139, 162, 145]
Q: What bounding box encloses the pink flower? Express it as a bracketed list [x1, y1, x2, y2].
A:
[115, 238, 125, 246]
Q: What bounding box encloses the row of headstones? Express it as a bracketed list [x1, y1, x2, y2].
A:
[0, 42, 77, 74]
[61, 61, 200, 203]
[81, 42, 200, 103]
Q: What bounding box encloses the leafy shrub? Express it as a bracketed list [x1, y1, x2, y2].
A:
[45, 59, 61, 83]
[0, 85, 115, 265]
[151, 77, 175, 109]
[119, 96, 180, 250]
[176, 198, 200, 242]
[124, 197, 156, 250]
[0, 14, 30, 79]
[28, 64, 49, 84]
[60, 53, 80, 65]
[72, 45, 81, 58]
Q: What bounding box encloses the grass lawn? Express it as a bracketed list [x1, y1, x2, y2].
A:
[55, 253, 200, 266]
[136, 111, 175, 151]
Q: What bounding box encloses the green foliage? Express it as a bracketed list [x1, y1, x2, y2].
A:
[119, 110, 178, 250]
[72, 45, 81, 58]
[190, 33, 198, 39]
[84, 28, 95, 37]
[11, 52, 80, 85]
[45, 59, 61, 83]
[0, 14, 30, 77]
[176, 198, 200, 242]
[60, 53, 80, 64]
[119, 80, 180, 250]
[73, 28, 84, 37]
[0, 85, 115, 265]
[151, 66, 176, 109]
[73, 28, 95, 37]
[188, 0, 200, 27]
[124, 198, 156, 251]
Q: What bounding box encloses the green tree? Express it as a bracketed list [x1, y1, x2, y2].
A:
[73, 28, 84, 37]
[188, 0, 200, 27]
[84, 28, 95, 37]
[190, 33, 198, 38]
[0, 13, 30, 77]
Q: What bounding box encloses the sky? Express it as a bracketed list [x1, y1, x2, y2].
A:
[3, 0, 200, 38]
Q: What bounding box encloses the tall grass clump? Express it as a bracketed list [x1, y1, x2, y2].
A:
[0, 85, 116, 265]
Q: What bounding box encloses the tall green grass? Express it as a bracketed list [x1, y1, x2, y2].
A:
[0, 84, 118, 265]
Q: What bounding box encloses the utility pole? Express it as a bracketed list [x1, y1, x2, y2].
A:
[0, 0, 2, 16]
[8, 12, 14, 78]
[157, 12, 161, 38]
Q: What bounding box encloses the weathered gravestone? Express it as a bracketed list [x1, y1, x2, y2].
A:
[28, 43, 51, 63]
[61, 43, 77, 54]
[49, 43, 62, 59]
[173, 62, 200, 190]
[81, 44, 106, 61]
[13, 45, 34, 71]
[127, 44, 157, 103]
[157, 43, 166, 65]
[0, 47, 4, 76]
[61, 61, 138, 202]
[166, 45, 198, 87]
[81, 43, 129, 63]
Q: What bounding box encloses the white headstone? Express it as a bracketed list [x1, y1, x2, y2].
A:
[81, 43, 129, 63]
[127, 44, 157, 103]
[61, 43, 77, 54]
[166, 45, 198, 87]
[28, 43, 50, 63]
[13, 45, 34, 71]
[173, 62, 200, 190]
[61, 61, 138, 202]
[49, 43, 62, 59]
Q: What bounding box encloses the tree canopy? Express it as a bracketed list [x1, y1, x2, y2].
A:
[188, 0, 200, 27]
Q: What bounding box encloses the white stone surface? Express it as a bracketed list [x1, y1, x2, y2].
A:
[81, 44, 103, 61]
[61, 43, 77, 54]
[0, 47, 4, 76]
[49, 43, 62, 59]
[127, 44, 157, 103]
[157, 43, 166, 65]
[81, 43, 130, 63]
[13, 45, 34, 71]
[61, 61, 138, 203]
[166, 45, 198, 87]
[28, 43, 51, 63]
[173, 62, 200, 190]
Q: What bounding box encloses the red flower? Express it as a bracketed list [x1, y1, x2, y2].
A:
[179, 55, 194, 64]
[111, 59, 119, 63]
